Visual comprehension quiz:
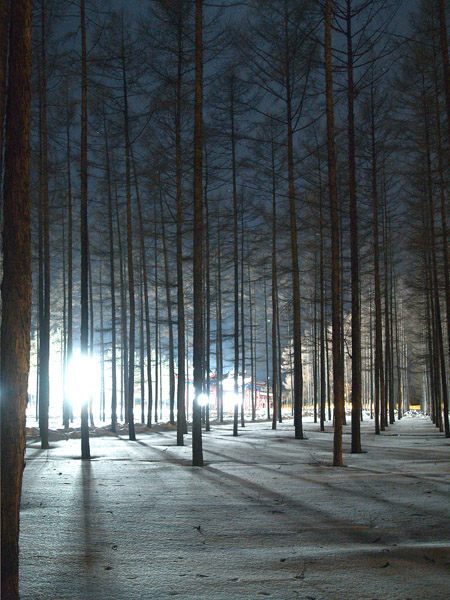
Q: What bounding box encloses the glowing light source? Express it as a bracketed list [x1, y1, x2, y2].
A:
[66, 353, 99, 414]
[223, 392, 241, 412]
[197, 393, 209, 407]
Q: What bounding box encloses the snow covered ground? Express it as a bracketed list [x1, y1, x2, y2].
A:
[20, 416, 450, 599]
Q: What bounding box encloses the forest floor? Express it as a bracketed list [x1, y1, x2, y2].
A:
[20, 415, 450, 600]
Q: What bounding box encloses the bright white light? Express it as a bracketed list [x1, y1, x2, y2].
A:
[66, 353, 99, 414]
[223, 392, 242, 412]
[197, 393, 209, 407]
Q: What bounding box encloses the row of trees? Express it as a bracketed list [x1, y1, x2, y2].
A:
[22, 0, 450, 458]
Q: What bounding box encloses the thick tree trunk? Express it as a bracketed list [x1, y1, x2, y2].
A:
[1, 1, 32, 597]
[0, 0, 8, 187]
[192, 0, 204, 466]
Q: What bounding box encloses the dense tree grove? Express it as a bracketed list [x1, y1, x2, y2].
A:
[1, 0, 450, 593]
[5, 0, 450, 449]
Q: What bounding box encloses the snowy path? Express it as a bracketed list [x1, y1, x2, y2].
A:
[20, 417, 450, 599]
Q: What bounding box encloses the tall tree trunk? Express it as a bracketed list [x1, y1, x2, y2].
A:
[80, 0, 90, 458]
[104, 111, 117, 432]
[204, 155, 211, 431]
[264, 276, 271, 420]
[248, 261, 256, 421]
[382, 180, 394, 425]
[370, 76, 384, 436]
[231, 74, 240, 438]
[121, 24, 136, 441]
[276, 287, 283, 423]
[325, 0, 344, 466]
[192, 0, 204, 466]
[318, 159, 326, 431]
[88, 251, 95, 427]
[139, 270, 145, 424]
[346, 0, 362, 453]
[39, 0, 50, 450]
[154, 210, 159, 423]
[216, 205, 224, 423]
[175, 4, 186, 443]
[160, 192, 175, 425]
[114, 175, 127, 422]
[240, 198, 246, 427]
[284, 1, 303, 440]
[88, 244, 95, 427]
[313, 261, 318, 424]
[130, 150, 153, 429]
[1, 2, 32, 596]
[99, 264, 106, 422]
[271, 139, 278, 430]
[63, 86, 73, 429]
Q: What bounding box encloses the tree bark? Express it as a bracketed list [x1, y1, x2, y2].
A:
[192, 0, 204, 466]
[231, 73, 240, 438]
[64, 85, 73, 429]
[160, 192, 175, 425]
[121, 22, 136, 441]
[80, 0, 90, 458]
[240, 198, 246, 427]
[1, 1, 32, 596]
[216, 205, 224, 423]
[325, 0, 344, 466]
[175, 3, 186, 443]
[370, 76, 384, 435]
[104, 111, 117, 431]
[346, 0, 362, 453]
[0, 0, 8, 194]
[131, 150, 153, 430]
[284, 1, 303, 440]
[38, 0, 50, 450]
